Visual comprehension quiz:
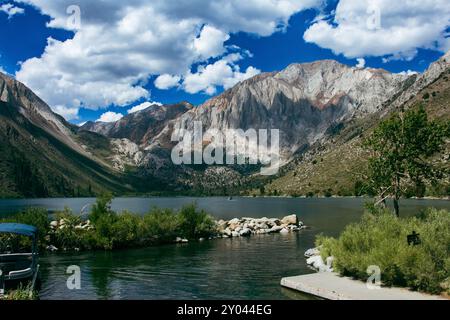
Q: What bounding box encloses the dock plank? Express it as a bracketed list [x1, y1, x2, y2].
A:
[281, 273, 446, 300]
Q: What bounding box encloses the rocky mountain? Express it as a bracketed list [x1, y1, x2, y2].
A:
[1, 51, 449, 198]
[388, 50, 450, 111]
[82, 60, 409, 165]
[0, 72, 81, 153]
[121, 60, 410, 191]
[264, 52, 450, 197]
[129, 55, 448, 194]
[81, 102, 193, 146]
[162, 60, 408, 162]
[0, 72, 158, 198]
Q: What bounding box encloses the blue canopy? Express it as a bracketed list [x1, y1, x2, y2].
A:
[0, 223, 37, 237]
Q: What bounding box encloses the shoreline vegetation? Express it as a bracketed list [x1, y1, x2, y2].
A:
[308, 205, 450, 296]
[0, 194, 304, 253]
[0, 284, 37, 301]
[1, 194, 448, 298]
[286, 103, 450, 297]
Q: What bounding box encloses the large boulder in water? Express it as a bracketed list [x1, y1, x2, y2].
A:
[281, 214, 298, 226]
[269, 226, 284, 233]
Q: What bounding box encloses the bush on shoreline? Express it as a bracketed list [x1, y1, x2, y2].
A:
[316, 206, 450, 294]
[0, 194, 217, 251]
[178, 204, 216, 240]
[0, 283, 37, 301]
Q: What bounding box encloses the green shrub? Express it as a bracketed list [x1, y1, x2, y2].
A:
[86, 193, 117, 249]
[1, 197, 217, 251]
[319, 207, 450, 294]
[178, 204, 216, 240]
[142, 208, 180, 243]
[111, 211, 143, 248]
[315, 234, 337, 260]
[89, 192, 115, 225]
[2, 283, 37, 300]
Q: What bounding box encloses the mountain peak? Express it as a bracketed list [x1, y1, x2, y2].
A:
[0, 72, 18, 104]
[286, 59, 345, 69]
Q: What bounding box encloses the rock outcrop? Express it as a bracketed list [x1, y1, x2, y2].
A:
[305, 247, 334, 273]
[80, 102, 193, 147]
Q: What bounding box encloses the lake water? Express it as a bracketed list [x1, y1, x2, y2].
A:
[1, 197, 449, 300]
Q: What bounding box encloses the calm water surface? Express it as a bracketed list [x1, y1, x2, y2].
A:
[1, 197, 448, 300]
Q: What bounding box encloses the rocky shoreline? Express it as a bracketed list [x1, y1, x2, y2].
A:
[304, 247, 334, 273]
[46, 214, 306, 251]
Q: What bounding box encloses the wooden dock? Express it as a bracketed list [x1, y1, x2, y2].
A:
[281, 273, 447, 300]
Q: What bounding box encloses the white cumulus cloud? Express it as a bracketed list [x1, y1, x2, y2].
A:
[97, 111, 123, 123]
[304, 0, 450, 61]
[52, 105, 80, 120]
[154, 74, 181, 90]
[127, 101, 162, 114]
[193, 25, 230, 60]
[183, 55, 261, 95]
[15, 0, 322, 119]
[0, 3, 25, 18]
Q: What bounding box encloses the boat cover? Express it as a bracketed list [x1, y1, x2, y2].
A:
[0, 223, 37, 238]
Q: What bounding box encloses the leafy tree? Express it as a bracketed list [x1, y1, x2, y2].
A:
[364, 105, 449, 216]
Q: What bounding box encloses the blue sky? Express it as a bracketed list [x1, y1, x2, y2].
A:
[0, 0, 448, 124]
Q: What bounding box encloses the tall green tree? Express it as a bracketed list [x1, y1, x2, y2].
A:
[364, 105, 449, 217]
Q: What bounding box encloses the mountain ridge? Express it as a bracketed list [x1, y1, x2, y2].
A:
[0, 72, 163, 197]
[1, 52, 449, 197]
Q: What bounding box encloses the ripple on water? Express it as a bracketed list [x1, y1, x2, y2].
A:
[35, 197, 450, 300]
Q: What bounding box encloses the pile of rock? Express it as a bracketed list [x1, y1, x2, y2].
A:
[216, 214, 305, 238]
[305, 247, 334, 273]
[49, 218, 93, 231]
[46, 219, 94, 252]
[175, 237, 189, 243]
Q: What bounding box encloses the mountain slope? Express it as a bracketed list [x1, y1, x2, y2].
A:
[263, 53, 450, 197]
[2, 52, 448, 198]
[162, 60, 407, 161]
[114, 59, 408, 193]
[0, 72, 152, 198]
[77, 59, 426, 194]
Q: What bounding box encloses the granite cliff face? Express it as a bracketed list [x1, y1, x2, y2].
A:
[80, 102, 193, 147]
[164, 60, 408, 161]
[79, 56, 449, 193]
[81, 60, 410, 162]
